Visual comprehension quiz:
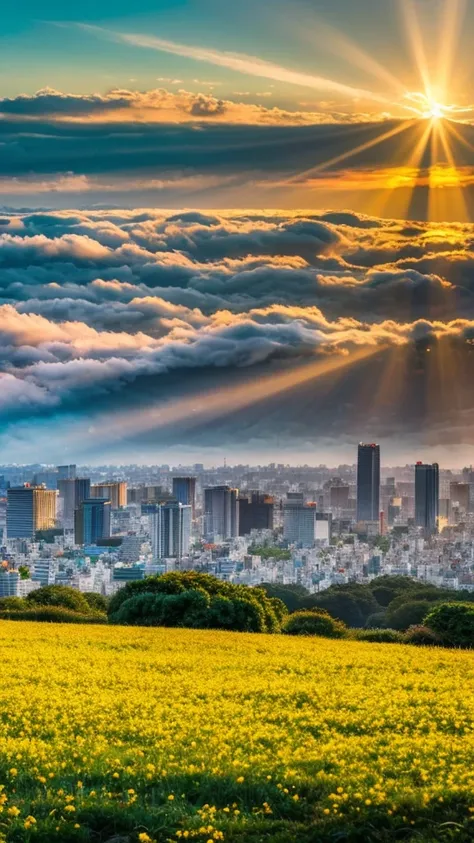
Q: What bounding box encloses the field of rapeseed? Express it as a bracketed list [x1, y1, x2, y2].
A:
[1, 623, 474, 843]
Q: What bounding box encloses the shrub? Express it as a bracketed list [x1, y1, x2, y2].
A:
[82, 592, 108, 613]
[0, 596, 27, 611]
[365, 611, 388, 629]
[424, 602, 474, 648]
[353, 628, 404, 644]
[304, 589, 378, 628]
[282, 609, 347, 638]
[0, 607, 106, 624]
[108, 572, 283, 633]
[404, 625, 442, 646]
[386, 600, 436, 631]
[26, 585, 92, 615]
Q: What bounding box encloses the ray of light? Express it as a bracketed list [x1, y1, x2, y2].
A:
[400, 0, 433, 99]
[285, 119, 415, 185]
[367, 119, 433, 219]
[76, 346, 383, 447]
[437, 0, 467, 102]
[435, 118, 469, 221]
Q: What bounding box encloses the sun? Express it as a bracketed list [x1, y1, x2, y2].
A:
[428, 102, 444, 120]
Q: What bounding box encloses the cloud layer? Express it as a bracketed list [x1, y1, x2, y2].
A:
[1, 207, 474, 458]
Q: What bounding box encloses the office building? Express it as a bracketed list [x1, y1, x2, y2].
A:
[90, 482, 126, 510]
[58, 478, 76, 528]
[74, 498, 111, 545]
[150, 502, 192, 560]
[118, 535, 143, 563]
[283, 495, 316, 547]
[204, 486, 239, 540]
[238, 492, 274, 535]
[0, 570, 20, 597]
[57, 465, 76, 481]
[74, 478, 91, 508]
[7, 485, 57, 539]
[357, 443, 380, 523]
[415, 463, 439, 535]
[172, 477, 197, 517]
[450, 482, 470, 513]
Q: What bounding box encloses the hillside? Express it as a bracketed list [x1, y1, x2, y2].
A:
[0, 622, 474, 842]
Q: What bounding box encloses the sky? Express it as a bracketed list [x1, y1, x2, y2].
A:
[2, 0, 474, 465]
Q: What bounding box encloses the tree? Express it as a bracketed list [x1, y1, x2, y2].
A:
[424, 603, 474, 647]
[386, 600, 437, 631]
[305, 589, 378, 628]
[82, 592, 108, 614]
[260, 583, 308, 613]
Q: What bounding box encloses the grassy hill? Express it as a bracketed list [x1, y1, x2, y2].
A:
[0, 622, 474, 842]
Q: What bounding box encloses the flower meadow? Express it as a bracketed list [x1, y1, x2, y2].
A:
[1, 623, 474, 842]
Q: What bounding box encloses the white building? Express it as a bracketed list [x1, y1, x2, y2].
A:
[150, 502, 192, 561]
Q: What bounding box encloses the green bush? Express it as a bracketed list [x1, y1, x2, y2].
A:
[108, 572, 284, 633]
[365, 611, 388, 629]
[353, 628, 404, 644]
[386, 599, 436, 631]
[82, 592, 108, 613]
[0, 596, 27, 611]
[26, 585, 92, 614]
[424, 602, 474, 647]
[404, 625, 442, 646]
[282, 609, 347, 638]
[304, 588, 378, 628]
[0, 607, 106, 624]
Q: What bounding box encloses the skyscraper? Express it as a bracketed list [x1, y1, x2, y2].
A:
[7, 485, 57, 539]
[74, 498, 111, 545]
[57, 465, 76, 480]
[150, 502, 192, 561]
[90, 482, 126, 509]
[57, 478, 76, 528]
[357, 443, 380, 523]
[283, 494, 316, 547]
[204, 486, 239, 540]
[238, 492, 274, 536]
[172, 477, 196, 517]
[415, 463, 439, 535]
[74, 478, 91, 509]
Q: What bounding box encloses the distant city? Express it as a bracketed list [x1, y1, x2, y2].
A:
[0, 445, 471, 599]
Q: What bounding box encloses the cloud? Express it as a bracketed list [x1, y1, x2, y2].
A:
[81, 25, 388, 104]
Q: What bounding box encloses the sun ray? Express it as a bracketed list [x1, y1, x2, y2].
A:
[72, 346, 383, 448]
[285, 119, 415, 186]
[400, 0, 433, 100]
[436, 0, 467, 103]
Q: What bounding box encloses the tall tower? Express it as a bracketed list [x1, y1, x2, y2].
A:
[204, 486, 239, 540]
[7, 485, 57, 539]
[172, 477, 196, 518]
[74, 498, 111, 545]
[356, 443, 380, 523]
[415, 463, 439, 536]
[150, 502, 192, 561]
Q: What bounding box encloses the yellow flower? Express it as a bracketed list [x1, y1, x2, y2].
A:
[7, 806, 20, 817]
[167, 794, 175, 801]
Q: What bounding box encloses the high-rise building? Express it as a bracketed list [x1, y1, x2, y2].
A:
[172, 477, 196, 517]
[415, 463, 439, 535]
[283, 495, 316, 547]
[57, 478, 76, 528]
[204, 486, 239, 540]
[57, 465, 76, 481]
[356, 443, 380, 523]
[74, 498, 111, 545]
[150, 502, 192, 560]
[450, 482, 470, 513]
[0, 570, 20, 597]
[238, 492, 274, 535]
[7, 485, 57, 539]
[74, 478, 91, 508]
[90, 482, 126, 510]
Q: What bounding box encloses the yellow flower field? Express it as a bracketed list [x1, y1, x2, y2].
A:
[1, 621, 474, 842]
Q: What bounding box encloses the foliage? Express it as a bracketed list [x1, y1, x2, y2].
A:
[2, 624, 474, 841]
[109, 573, 287, 633]
[0, 607, 106, 623]
[81, 592, 108, 613]
[260, 583, 309, 612]
[386, 600, 437, 631]
[424, 602, 474, 647]
[282, 609, 347, 638]
[364, 611, 388, 629]
[0, 596, 26, 611]
[404, 625, 442, 646]
[353, 628, 404, 644]
[18, 565, 30, 580]
[26, 585, 93, 615]
[304, 588, 378, 628]
[373, 535, 390, 554]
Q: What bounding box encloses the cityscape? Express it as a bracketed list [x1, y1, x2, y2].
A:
[1, 445, 472, 600]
